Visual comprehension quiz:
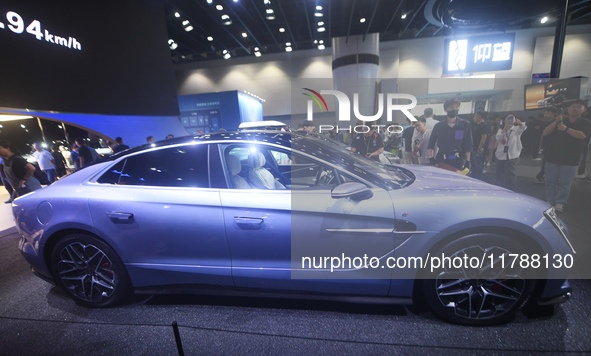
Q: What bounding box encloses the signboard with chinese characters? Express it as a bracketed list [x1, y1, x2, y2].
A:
[443, 33, 515, 75]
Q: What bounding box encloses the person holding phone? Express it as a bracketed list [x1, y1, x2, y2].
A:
[542, 99, 591, 212]
[494, 114, 526, 190]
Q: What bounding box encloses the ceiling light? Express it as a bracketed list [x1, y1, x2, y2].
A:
[540, 16, 549, 24]
[317, 27, 325, 32]
[242, 32, 248, 37]
[223, 49, 228, 54]
[314, 12, 323, 17]
[207, 0, 213, 3]
[286, 42, 291, 46]
[278, 27, 284, 33]
[266, 15, 275, 20]
[314, 40, 318, 44]
[221, 14, 230, 19]
[401, 13, 407, 19]
[318, 21, 324, 26]
[255, 51, 261, 57]
[316, 5, 323, 11]
[207, 36, 214, 41]
[216, 4, 224, 10]
[264, 0, 271, 4]
[223, 53, 231, 59]
[223, 19, 233, 25]
[266, 8, 274, 14]
[360, 18, 366, 23]
[184, 25, 193, 32]
[174, 12, 180, 18]
[319, 40, 324, 44]
[182, 20, 190, 26]
[233, 0, 239, 2]
[318, 44, 325, 50]
[285, 47, 292, 52]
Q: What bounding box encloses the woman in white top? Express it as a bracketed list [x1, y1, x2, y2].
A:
[495, 114, 526, 190]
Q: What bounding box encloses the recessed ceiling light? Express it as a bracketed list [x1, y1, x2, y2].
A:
[360, 18, 366, 23]
[319, 40, 324, 44]
[182, 20, 190, 26]
[266, 15, 275, 20]
[317, 27, 325, 32]
[223, 19, 232, 25]
[242, 32, 247, 37]
[254, 47, 259, 51]
[285, 47, 292, 52]
[184, 25, 193, 32]
[318, 44, 325, 50]
[266, 8, 274, 14]
[314, 12, 323, 17]
[255, 51, 262, 57]
[401, 13, 407, 19]
[279, 27, 285, 32]
[264, 0, 271, 4]
[540, 16, 549, 24]
[223, 53, 231, 59]
[207, 36, 214, 41]
[216, 5, 224, 10]
[174, 12, 180, 18]
[318, 21, 324, 26]
[221, 14, 230, 19]
[316, 5, 323, 11]
[207, 0, 213, 3]
[286, 42, 291, 46]
[314, 40, 318, 44]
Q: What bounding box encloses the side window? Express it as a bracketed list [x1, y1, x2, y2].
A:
[222, 145, 288, 190]
[289, 153, 340, 189]
[97, 160, 126, 184]
[97, 145, 209, 188]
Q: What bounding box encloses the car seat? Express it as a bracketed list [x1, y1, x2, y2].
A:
[247, 151, 285, 189]
[227, 155, 250, 189]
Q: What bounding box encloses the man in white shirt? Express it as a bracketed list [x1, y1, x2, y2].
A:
[33, 142, 56, 183]
[412, 117, 431, 164]
[412, 108, 437, 153]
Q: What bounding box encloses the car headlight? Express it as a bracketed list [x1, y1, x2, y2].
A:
[543, 207, 575, 254]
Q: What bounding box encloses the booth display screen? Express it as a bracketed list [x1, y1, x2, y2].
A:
[443, 33, 515, 75]
[0, 0, 179, 116]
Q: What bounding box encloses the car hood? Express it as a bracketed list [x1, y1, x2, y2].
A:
[399, 164, 507, 191]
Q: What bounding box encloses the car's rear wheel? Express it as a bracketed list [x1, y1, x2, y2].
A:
[420, 233, 536, 326]
[51, 234, 131, 307]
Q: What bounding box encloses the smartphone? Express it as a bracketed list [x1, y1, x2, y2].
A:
[507, 115, 515, 125]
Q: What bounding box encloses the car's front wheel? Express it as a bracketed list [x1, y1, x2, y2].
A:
[420, 233, 536, 326]
[51, 234, 131, 307]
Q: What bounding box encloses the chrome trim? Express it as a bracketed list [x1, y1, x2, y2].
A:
[543, 207, 576, 254]
[325, 228, 425, 234]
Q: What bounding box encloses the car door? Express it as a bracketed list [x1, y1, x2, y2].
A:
[219, 143, 395, 296]
[88, 143, 233, 288]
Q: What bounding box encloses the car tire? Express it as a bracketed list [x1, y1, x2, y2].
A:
[51, 233, 131, 307]
[420, 233, 536, 326]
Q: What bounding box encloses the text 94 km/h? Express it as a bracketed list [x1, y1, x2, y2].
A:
[0, 10, 82, 51]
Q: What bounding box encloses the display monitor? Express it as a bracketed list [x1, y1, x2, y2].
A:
[524, 78, 584, 110]
[0, 0, 179, 116]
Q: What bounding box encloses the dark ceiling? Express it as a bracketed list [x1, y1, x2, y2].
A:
[163, 0, 591, 63]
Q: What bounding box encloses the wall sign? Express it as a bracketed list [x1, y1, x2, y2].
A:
[443, 33, 515, 74]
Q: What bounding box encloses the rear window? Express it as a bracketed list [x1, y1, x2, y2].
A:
[97, 144, 209, 188]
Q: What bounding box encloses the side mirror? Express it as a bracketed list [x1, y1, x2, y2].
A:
[331, 182, 373, 201]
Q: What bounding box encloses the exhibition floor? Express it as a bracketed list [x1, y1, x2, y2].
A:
[1, 158, 590, 354]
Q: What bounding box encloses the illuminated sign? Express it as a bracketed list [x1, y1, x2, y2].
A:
[443, 33, 515, 74]
[0, 10, 82, 51]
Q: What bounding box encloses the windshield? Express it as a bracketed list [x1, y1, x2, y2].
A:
[292, 135, 414, 190]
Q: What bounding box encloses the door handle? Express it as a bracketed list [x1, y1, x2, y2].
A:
[233, 217, 264, 229]
[106, 212, 134, 221]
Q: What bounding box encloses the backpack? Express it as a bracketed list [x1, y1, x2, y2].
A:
[31, 162, 51, 185]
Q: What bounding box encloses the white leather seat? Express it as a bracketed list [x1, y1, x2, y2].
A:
[227, 155, 250, 189]
[247, 151, 285, 189]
